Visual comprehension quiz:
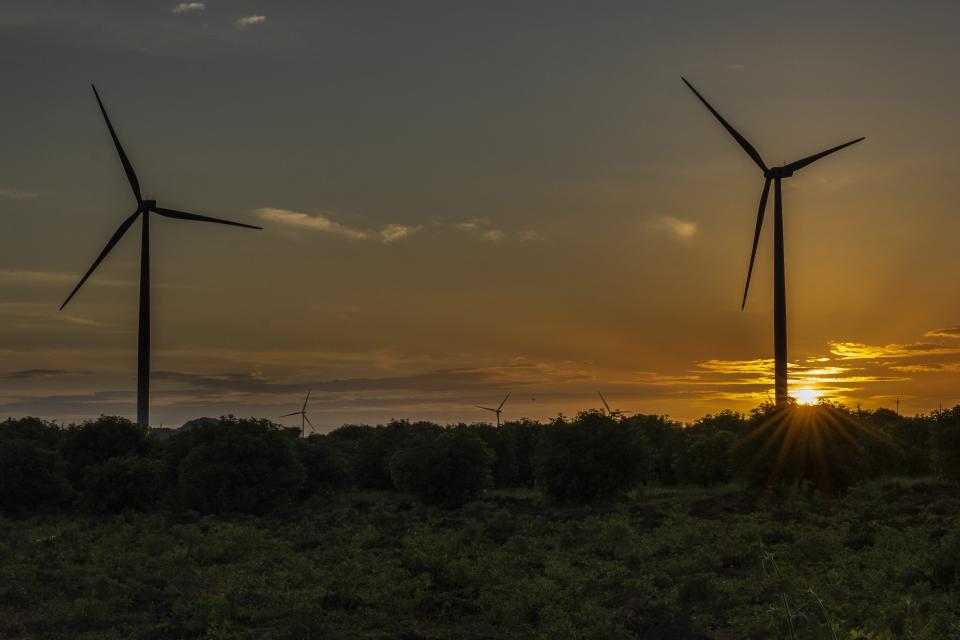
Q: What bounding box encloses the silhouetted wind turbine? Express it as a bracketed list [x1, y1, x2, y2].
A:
[682, 78, 864, 407]
[598, 392, 631, 419]
[477, 392, 511, 427]
[60, 85, 261, 427]
[279, 389, 314, 438]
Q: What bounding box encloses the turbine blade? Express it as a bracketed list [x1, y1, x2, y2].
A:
[304, 415, 314, 429]
[302, 388, 312, 411]
[742, 178, 771, 310]
[498, 391, 512, 411]
[278, 412, 301, 418]
[681, 77, 768, 172]
[598, 392, 612, 413]
[477, 406, 497, 412]
[91, 85, 142, 204]
[783, 137, 865, 174]
[152, 206, 262, 230]
[60, 210, 141, 310]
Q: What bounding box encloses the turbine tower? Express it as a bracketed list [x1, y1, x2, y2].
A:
[598, 392, 631, 420]
[682, 78, 864, 406]
[280, 389, 314, 438]
[477, 392, 511, 427]
[61, 85, 261, 427]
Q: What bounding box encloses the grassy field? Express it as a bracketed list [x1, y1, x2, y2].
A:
[1, 479, 958, 640]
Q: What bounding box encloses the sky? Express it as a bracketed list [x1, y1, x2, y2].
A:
[3, 0, 960, 429]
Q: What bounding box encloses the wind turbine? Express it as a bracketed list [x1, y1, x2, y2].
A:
[682, 78, 864, 407]
[60, 85, 261, 427]
[598, 392, 631, 420]
[477, 392, 511, 427]
[280, 389, 314, 437]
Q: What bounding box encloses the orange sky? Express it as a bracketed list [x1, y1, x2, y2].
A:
[2, 1, 960, 428]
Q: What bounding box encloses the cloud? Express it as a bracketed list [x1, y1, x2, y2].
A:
[379, 224, 421, 243]
[1, 369, 70, 380]
[255, 208, 418, 244]
[0, 269, 130, 287]
[171, 2, 205, 13]
[648, 215, 697, 241]
[453, 219, 537, 243]
[236, 15, 266, 29]
[925, 327, 960, 339]
[829, 341, 960, 360]
[0, 187, 38, 200]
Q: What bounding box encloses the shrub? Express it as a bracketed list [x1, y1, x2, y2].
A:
[328, 421, 443, 489]
[297, 436, 350, 496]
[0, 438, 73, 514]
[734, 403, 877, 494]
[79, 455, 165, 513]
[624, 413, 683, 484]
[534, 411, 647, 504]
[465, 424, 519, 488]
[676, 427, 738, 486]
[169, 416, 306, 514]
[389, 429, 492, 508]
[59, 416, 149, 478]
[0, 416, 61, 448]
[934, 407, 960, 483]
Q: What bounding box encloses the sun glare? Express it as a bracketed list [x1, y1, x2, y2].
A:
[793, 388, 823, 405]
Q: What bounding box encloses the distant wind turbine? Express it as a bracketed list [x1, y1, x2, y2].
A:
[682, 77, 864, 406]
[477, 392, 511, 427]
[280, 389, 314, 437]
[598, 392, 632, 419]
[60, 85, 261, 427]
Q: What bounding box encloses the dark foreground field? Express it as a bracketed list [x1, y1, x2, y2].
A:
[2, 479, 958, 640]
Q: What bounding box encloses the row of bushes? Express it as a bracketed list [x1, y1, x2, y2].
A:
[2, 402, 959, 514]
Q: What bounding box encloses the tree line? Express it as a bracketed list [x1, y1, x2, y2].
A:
[2, 402, 959, 515]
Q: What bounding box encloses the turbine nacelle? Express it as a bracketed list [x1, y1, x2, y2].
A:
[764, 166, 794, 180]
[140, 199, 157, 211]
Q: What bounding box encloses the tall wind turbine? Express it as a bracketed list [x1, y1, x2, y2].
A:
[477, 392, 511, 427]
[598, 392, 631, 420]
[681, 78, 864, 406]
[280, 389, 314, 438]
[60, 85, 261, 427]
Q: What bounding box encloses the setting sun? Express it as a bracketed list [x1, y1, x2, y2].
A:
[793, 388, 824, 405]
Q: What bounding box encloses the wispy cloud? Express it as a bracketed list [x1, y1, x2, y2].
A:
[829, 341, 960, 360]
[453, 219, 538, 243]
[379, 224, 421, 243]
[255, 208, 420, 244]
[236, 15, 266, 30]
[171, 2, 205, 14]
[925, 327, 960, 339]
[0, 270, 131, 287]
[648, 215, 697, 241]
[0, 187, 38, 200]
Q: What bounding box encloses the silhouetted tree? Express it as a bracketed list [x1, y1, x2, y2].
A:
[389, 428, 492, 508]
[79, 455, 164, 513]
[0, 438, 73, 514]
[297, 435, 350, 496]
[934, 406, 960, 483]
[59, 416, 150, 481]
[534, 411, 647, 504]
[0, 416, 61, 448]
[328, 421, 442, 489]
[168, 416, 305, 514]
[734, 403, 877, 494]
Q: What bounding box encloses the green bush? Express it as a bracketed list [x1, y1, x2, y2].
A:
[328, 421, 443, 489]
[389, 428, 492, 508]
[0, 416, 61, 448]
[0, 438, 73, 514]
[169, 416, 306, 514]
[934, 407, 960, 483]
[297, 436, 350, 496]
[534, 411, 647, 504]
[79, 455, 165, 513]
[59, 416, 149, 478]
[734, 403, 877, 493]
